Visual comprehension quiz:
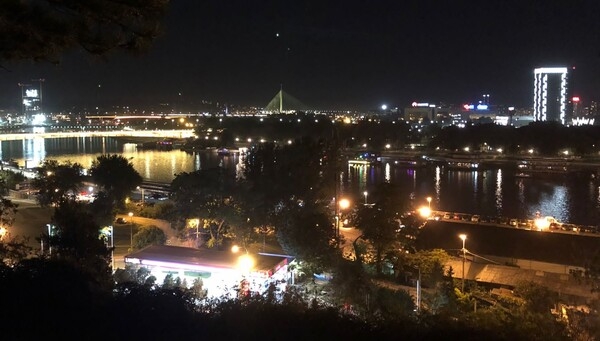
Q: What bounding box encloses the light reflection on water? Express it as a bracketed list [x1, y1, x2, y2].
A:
[2, 136, 599, 225]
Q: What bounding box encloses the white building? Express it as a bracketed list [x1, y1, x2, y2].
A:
[125, 245, 292, 298]
[533, 67, 569, 124]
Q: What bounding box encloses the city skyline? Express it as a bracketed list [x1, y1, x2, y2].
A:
[1, 1, 599, 111]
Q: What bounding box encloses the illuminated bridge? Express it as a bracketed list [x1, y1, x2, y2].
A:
[0, 129, 195, 142]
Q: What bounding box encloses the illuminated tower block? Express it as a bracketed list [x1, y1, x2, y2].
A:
[533, 67, 568, 124]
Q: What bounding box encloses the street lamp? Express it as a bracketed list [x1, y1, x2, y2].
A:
[459, 234, 467, 292]
[128, 212, 134, 251]
[426, 197, 432, 210]
[363, 191, 368, 205]
[137, 186, 145, 203]
[237, 254, 255, 273]
[0, 226, 7, 240]
[337, 198, 350, 238]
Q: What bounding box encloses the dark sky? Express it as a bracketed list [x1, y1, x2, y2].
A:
[1, 0, 600, 111]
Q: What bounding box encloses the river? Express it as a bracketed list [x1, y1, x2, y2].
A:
[2, 136, 599, 226]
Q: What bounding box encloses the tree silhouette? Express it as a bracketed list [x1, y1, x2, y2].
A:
[90, 154, 143, 208]
[0, 0, 169, 63]
[31, 159, 85, 207]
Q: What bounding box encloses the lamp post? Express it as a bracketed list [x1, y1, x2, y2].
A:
[459, 234, 467, 292]
[137, 186, 145, 203]
[363, 191, 368, 205]
[128, 212, 134, 251]
[426, 197, 432, 210]
[110, 226, 114, 271]
[338, 198, 350, 240]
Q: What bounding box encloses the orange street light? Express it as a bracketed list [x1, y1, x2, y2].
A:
[418, 206, 432, 219]
[237, 254, 255, 273]
[459, 234, 467, 292]
[128, 212, 134, 250]
[339, 198, 350, 210]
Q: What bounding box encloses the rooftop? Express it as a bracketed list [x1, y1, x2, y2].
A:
[125, 244, 291, 274]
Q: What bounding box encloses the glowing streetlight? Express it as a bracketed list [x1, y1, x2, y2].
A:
[363, 191, 368, 205]
[459, 234, 467, 292]
[231, 245, 240, 253]
[418, 206, 431, 219]
[0, 226, 7, 240]
[128, 212, 134, 251]
[426, 197, 432, 209]
[339, 198, 350, 210]
[137, 186, 145, 203]
[337, 198, 351, 232]
[237, 254, 255, 273]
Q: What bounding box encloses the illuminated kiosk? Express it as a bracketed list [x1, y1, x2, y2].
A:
[124, 245, 291, 298]
[533, 67, 569, 125]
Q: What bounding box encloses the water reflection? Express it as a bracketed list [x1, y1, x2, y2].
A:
[495, 169, 502, 214]
[384, 162, 391, 182]
[1, 136, 599, 225]
[434, 166, 441, 201]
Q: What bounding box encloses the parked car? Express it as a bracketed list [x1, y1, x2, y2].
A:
[471, 215, 480, 223]
[115, 217, 126, 224]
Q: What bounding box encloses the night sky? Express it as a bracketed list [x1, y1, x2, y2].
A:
[1, 0, 600, 111]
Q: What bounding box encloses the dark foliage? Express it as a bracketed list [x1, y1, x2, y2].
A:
[90, 154, 143, 208]
[31, 159, 85, 207]
[0, 0, 169, 63]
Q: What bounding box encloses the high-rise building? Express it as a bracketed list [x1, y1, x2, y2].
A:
[18, 79, 44, 123]
[533, 67, 569, 124]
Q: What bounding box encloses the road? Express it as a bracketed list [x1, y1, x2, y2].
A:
[339, 226, 362, 260]
[112, 214, 179, 269]
[10, 199, 53, 249]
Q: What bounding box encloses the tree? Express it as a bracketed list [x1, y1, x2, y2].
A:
[133, 225, 167, 250]
[31, 159, 85, 207]
[90, 154, 143, 208]
[354, 183, 407, 275]
[170, 167, 243, 248]
[0, 235, 33, 267]
[0, 0, 170, 63]
[0, 197, 18, 230]
[243, 138, 331, 209]
[404, 249, 450, 287]
[114, 264, 156, 287]
[89, 190, 118, 227]
[275, 203, 337, 271]
[45, 199, 112, 288]
[513, 281, 558, 315]
[0, 170, 25, 195]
